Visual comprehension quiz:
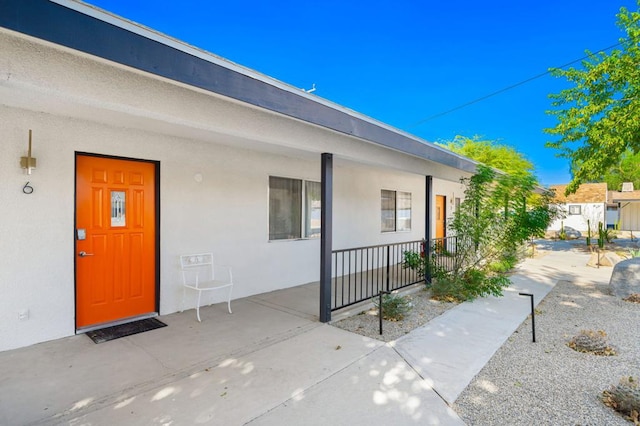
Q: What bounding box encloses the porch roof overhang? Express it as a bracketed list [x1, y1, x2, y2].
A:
[611, 191, 640, 203]
[0, 0, 478, 175]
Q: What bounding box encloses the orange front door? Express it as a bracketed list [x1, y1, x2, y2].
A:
[435, 195, 446, 239]
[75, 155, 157, 329]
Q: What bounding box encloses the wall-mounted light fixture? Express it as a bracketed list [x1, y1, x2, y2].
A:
[20, 129, 37, 175]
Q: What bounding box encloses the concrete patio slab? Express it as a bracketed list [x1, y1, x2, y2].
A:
[249, 282, 320, 321]
[0, 298, 319, 426]
[62, 325, 383, 425]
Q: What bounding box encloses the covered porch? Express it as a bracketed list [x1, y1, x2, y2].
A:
[0, 284, 444, 425]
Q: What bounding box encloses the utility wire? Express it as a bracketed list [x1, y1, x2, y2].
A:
[411, 41, 624, 127]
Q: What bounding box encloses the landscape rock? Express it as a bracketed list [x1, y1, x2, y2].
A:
[609, 257, 640, 298]
[550, 226, 582, 240]
[564, 226, 582, 239]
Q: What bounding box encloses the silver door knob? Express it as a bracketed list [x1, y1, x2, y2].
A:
[78, 251, 94, 257]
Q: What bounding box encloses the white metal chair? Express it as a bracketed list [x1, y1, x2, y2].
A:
[179, 253, 234, 322]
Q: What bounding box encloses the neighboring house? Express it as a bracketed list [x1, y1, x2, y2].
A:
[549, 182, 640, 235]
[610, 183, 640, 232]
[0, 0, 473, 351]
[548, 183, 608, 233]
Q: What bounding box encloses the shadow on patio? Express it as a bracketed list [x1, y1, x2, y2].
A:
[0, 282, 332, 425]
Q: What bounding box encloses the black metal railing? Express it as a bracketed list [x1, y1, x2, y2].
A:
[331, 240, 424, 311]
[330, 236, 465, 312]
[430, 235, 462, 273]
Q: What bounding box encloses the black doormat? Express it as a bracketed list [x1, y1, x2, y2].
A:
[85, 318, 167, 344]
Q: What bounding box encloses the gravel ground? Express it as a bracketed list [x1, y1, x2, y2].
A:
[454, 278, 640, 425]
[331, 286, 458, 342]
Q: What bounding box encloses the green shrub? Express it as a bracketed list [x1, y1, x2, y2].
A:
[488, 253, 518, 273]
[374, 293, 412, 321]
[403, 250, 426, 277]
[431, 267, 510, 302]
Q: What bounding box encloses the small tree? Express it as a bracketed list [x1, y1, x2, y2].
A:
[405, 165, 557, 301]
[439, 135, 536, 181]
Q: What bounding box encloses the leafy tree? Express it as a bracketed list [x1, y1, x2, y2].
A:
[600, 149, 640, 191]
[440, 135, 548, 209]
[545, 3, 640, 194]
[439, 135, 536, 181]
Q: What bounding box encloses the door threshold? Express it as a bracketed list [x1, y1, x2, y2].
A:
[76, 313, 158, 334]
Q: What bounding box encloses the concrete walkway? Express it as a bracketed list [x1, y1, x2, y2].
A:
[0, 242, 614, 425]
[394, 241, 612, 405]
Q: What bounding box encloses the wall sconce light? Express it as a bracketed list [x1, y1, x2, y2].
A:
[20, 129, 37, 175]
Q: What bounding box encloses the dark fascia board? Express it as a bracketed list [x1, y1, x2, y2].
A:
[0, 0, 477, 173]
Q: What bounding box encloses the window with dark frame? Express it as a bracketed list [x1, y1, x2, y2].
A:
[269, 176, 321, 241]
[568, 205, 581, 215]
[381, 189, 396, 232]
[381, 189, 412, 232]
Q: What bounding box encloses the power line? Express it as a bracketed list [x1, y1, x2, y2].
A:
[411, 41, 624, 127]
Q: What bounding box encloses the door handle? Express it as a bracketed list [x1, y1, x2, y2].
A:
[78, 251, 94, 257]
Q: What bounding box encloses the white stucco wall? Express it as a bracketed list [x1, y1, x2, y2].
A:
[548, 203, 606, 233]
[0, 29, 472, 351]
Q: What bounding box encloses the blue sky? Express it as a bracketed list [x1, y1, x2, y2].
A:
[85, 0, 638, 185]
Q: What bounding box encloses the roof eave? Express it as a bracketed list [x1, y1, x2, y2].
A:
[0, 0, 477, 174]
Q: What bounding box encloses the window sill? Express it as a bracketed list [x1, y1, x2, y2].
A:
[268, 237, 320, 243]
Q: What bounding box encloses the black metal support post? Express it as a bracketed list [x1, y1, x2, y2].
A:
[379, 290, 390, 335]
[320, 153, 333, 323]
[425, 175, 433, 283]
[519, 292, 536, 342]
[385, 245, 390, 293]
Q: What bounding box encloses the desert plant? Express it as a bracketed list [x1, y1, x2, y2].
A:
[586, 219, 592, 246]
[598, 222, 605, 249]
[567, 330, 616, 356]
[624, 294, 640, 304]
[604, 228, 616, 243]
[602, 376, 640, 424]
[374, 293, 411, 321]
[558, 221, 567, 240]
[595, 222, 616, 247]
